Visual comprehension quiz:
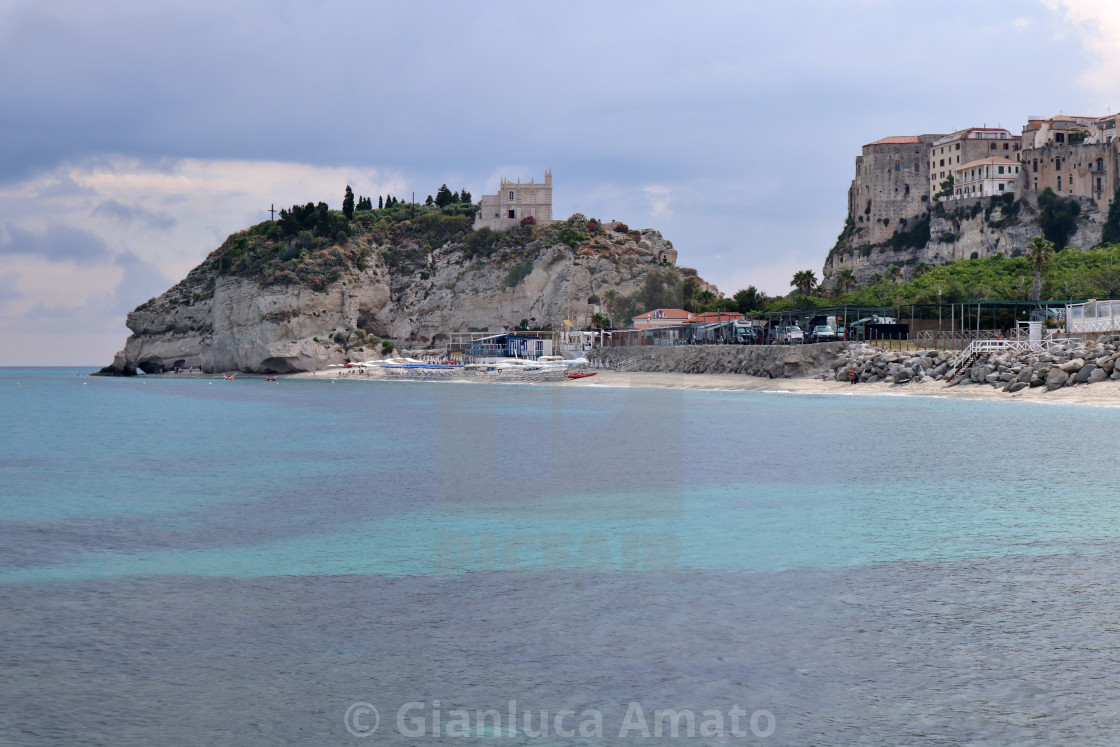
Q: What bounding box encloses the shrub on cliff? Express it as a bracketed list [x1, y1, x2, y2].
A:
[1100, 188, 1120, 246]
[504, 262, 533, 287]
[1038, 188, 1081, 250]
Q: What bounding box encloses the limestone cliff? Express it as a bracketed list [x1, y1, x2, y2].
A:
[103, 212, 688, 374]
[823, 190, 1108, 287]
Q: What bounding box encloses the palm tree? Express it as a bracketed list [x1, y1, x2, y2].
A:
[1026, 235, 1055, 302]
[791, 269, 818, 296]
[888, 264, 903, 284]
[836, 269, 857, 294]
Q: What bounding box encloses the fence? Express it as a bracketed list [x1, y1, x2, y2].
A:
[913, 330, 1003, 351]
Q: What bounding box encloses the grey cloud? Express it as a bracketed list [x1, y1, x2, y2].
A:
[0, 272, 20, 302]
[1, 222, 112, 264]
[109, 251, 171, 317]
[92, 200, 177, 230]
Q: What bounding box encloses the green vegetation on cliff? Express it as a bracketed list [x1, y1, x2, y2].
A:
[204, 198, 481, 293]
[780, 241, 1120, 310]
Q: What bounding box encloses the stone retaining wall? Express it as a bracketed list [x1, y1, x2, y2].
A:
[588, 343, 851, 378]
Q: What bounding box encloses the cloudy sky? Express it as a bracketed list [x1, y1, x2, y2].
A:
[1, 0, 1118, 365]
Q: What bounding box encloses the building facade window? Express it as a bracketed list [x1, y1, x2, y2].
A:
[508, 209, 515, 218]
[509, 191, 514, 201]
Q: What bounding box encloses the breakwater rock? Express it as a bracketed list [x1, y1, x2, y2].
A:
[833, 338, 1120, 392]
[593, 339, 1120, 395]
[589, 343, 850, 378]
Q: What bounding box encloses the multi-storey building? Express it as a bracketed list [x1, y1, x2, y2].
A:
[1020, 115, 1100, 149]
[927, 128, 1020, 195]
[949, 157, 1021, 199]
[474, 170, 554, 231]
[847, 134, 944, 245]
[1020, 114, 1119, 204]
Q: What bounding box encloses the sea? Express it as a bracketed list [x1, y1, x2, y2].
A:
[4, 367, 1120, 745]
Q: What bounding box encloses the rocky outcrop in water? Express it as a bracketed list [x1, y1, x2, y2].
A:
[102, 213, 690, 375]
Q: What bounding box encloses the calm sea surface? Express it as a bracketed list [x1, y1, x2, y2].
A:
[4, 367, 1120, 744]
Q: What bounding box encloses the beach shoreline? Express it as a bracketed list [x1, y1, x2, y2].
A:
[282, 368, 1120, 406]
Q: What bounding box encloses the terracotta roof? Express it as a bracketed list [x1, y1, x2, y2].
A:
[956, 156, 1019, 170]
[634, 308, 692, 320]
[866, 136, 922, 146]
[692, 311, 743, 323]
[936, 127, 1015, 143]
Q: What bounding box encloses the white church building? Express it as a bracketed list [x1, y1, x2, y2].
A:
[474, 170, 555, 231]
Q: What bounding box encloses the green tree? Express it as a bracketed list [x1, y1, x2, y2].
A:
[638, 267, 684, 310]
[1025, 234, 1055, 302]
[451, 191, 461, 203]
[935, 175, 954, 200]
[435, 184, 454, 207]
[589, 312, 610, 330]
[603, 289, 640, 328]
[791, 269, 817, 295]
[836, 269, 857, 294]
[378, 196, 383, 209]
[460, 188, 472, 203]
[732, 285, 768, 313]
[343, 185, 355, 220]
[1102, 188, 1120, 246]
[1038, 187, 1081, 249]
[425, 195, 434, 206]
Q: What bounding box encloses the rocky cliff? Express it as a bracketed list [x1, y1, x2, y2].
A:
[103, 211, 690, 374]
[823, 190, 1108, 287]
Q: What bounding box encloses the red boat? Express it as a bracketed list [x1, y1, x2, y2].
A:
[565, 371, 597, 379]
[265, 376, 277, 382]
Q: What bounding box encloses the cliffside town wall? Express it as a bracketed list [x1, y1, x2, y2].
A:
[825, 113, 1120, 286]
[847, 135, 942, 246]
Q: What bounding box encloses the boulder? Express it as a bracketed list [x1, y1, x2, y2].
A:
[1060, 358, 1085, 374]
[1007, 381, 1029, 393]
[1088, 367, 1108, 384]
[1074, 364, 1098, 384]
[1046, 368, 1069, 391]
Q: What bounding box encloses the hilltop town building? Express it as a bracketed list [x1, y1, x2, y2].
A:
[949, 157, 1021, 200]
[928, 128, 1020, 195]
[474, 170, 554, 231]
[847, 134, 944, 245]
[1020, 115, 1101, 149]
[1020, 113, 1119, 203]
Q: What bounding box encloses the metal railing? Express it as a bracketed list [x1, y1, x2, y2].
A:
[949, 338, 1044, 372]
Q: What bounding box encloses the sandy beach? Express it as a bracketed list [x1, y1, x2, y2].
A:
[286, 368, 1120, 406]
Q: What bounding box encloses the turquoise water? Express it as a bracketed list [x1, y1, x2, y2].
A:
[5, 367, 1120, 744]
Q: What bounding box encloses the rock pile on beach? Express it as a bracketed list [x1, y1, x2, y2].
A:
[830, 339, 1120, 393]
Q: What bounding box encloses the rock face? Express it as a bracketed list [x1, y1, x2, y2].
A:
[104, 218, 688, 374]
[823, 191, 1107, 288]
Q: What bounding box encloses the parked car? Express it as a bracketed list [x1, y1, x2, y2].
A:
[809, 325, 837, 343]
[774, 326, 804, 345]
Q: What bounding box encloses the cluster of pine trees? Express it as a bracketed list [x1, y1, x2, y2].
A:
[340, 184, 474, 220]
[425, 184, 472, 207]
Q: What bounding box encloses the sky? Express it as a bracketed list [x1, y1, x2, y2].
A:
[1, 0, 1119, 365]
